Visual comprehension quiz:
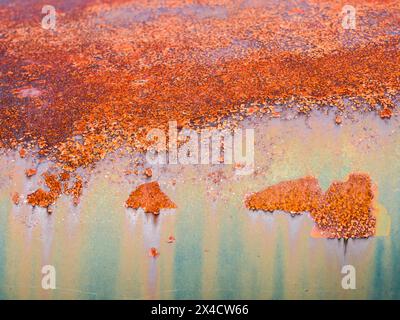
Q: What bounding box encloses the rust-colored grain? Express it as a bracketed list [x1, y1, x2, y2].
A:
[126, 181, 177, 214]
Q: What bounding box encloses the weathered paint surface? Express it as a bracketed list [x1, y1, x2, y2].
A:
[0, 112, 398, 299]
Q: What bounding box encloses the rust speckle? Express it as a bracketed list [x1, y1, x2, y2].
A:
[144, 168, 153, 178]
[149, 247, 160, 258]
[245, 176, 322, 214]
[64, 175, 83, 206]
[19, 148, 26, 159]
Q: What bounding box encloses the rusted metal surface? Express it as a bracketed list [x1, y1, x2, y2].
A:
[0, 0, 399, 169]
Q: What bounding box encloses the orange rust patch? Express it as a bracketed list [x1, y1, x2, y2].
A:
[25, 168, 37, 177]
[207, 170, 227, 184]
[313, 174, 376, 239]
[144, 168, 153, 178]
[19, 148, 26, 158]
[167, 235, 176, 243]
[245, 176, 323, 214]
[27, 188, 58, 208]
[245, 173, 377, 239]
[64, 176, 83, 206]
[43, 173, 62, 195]
[59, 171, 71, 181]
[27, 173, 62, 208]
[126, 181, 176, 214]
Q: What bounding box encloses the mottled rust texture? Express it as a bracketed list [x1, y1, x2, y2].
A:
[64, 175, 83, 205]
[125, 181, 177, 214]
[245, 173, 376, 239]
[313, 173, 376, 239]
[0, 0, 398, 171]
